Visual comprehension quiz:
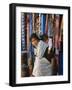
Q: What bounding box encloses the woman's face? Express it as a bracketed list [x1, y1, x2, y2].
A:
[31, 38, 38, 47]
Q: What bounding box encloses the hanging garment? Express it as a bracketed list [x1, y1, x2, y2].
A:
[48, 20, 53, 37]
[40, 14, 46, 34]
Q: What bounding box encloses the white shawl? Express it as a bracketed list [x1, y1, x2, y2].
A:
[32, 40, 52, 76]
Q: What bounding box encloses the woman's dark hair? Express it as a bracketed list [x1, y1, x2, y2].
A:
[30, 33, 40, 41]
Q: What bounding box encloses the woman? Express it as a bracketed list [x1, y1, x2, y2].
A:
[30, 33, 52, 76]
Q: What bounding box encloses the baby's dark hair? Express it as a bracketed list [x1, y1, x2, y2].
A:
[30, 33, 40, 41]
[40, 34, 48, 41]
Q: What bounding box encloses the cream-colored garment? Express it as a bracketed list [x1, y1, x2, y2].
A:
[32, 41, 52, 76]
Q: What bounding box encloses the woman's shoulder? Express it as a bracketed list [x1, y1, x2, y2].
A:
[39, 40, 48, 47]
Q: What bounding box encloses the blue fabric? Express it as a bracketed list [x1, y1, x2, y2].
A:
[58, 52, 63, 75]
[28, 14, 34, 59]
[30, 14, 32, 36]
[41, 14, 46, 34]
